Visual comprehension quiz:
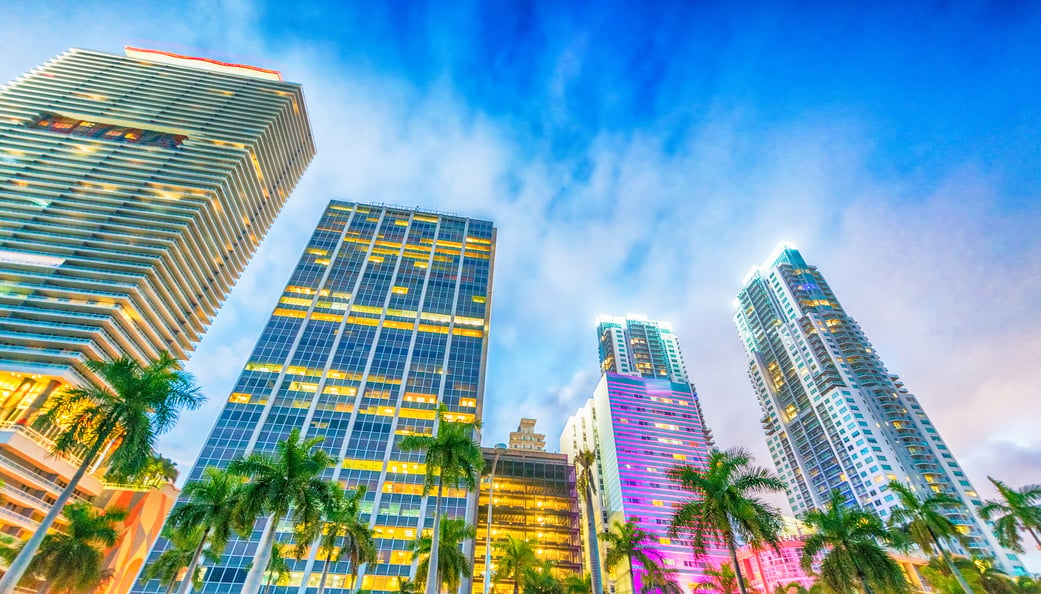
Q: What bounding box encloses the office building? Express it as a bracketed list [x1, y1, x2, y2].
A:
[508, 418, 546, 451]
[0, 47, 313, 543]
[134, 202, 495, 593]
[473, 445, 582, 594]
[562, 316, 722, 594]
[734, 243, 1023, 574]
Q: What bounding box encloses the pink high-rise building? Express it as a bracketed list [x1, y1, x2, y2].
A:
[561, 316, 723, 594]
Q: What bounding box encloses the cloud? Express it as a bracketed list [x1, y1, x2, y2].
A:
[2, 0, 1040, 571]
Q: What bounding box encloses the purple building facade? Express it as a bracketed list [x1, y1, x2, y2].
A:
[563, 372, 727, 594]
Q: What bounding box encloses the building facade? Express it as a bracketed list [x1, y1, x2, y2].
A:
[733, 243, 1023, 573]
[597, 315, 688, 382]
[473, 446, 582, 594]
[134, 202, 496, 593]
[0, 45, 313, 549]
[508, 418, 546, 451]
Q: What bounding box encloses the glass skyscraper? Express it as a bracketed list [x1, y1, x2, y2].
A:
[134, 201, 496, 593]
[561, 317, 723, 594]
[734, 243, 1023, 574]
[0, 47, 313, 540]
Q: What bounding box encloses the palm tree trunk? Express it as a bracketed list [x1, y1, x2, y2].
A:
[628, 556, 636, 594]
[241, 514, 280, 594]
[425, 481, 445, 594]
[166, 579, 178, 594]
[176, 526, 211, 594]
[316, 550, 331, 594]
[34, 582, 48, 594]
[726, 536, 749, 594]
[929, 530, 973, 594]
[584, 484, 604, 594]
[0, 434, 108, 594]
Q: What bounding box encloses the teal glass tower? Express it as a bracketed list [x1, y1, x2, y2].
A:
[134, 201, 496, 593]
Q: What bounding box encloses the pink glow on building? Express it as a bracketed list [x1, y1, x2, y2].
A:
[598, 373, 727, 593]
[736, 539, 816, 593]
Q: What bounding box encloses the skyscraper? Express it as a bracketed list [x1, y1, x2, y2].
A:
[134, 201, 496, 593]
[0, 47, 313, 539]
[561, 317, 723, 594]
[597, 315, 688, 381]
[734, 243, 1023, 574]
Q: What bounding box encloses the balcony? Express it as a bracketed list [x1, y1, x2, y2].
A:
[0, 423, 102, 497]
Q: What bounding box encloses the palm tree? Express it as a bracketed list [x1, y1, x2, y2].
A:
[563, 574, 592, 594]
[302, 486, 376, 594]
[141, 526, 211, 594]
[601, 519, 661, 592]
[412, 517, 475, 593]
[108, 452, 179, 487]
[773, 583, 811, 594]
[801, 490, 907, 594]
[397, 577, 418, 594]
[399, 408, 483, 594]
[886, 480, 973, 593]
[24, 502, 127, 594]
[920, 556, 1017, 594]
[494, 535, 538, 594]
[575, 450, 604, 594]
[980, 478, 1041, 553]
[692, 562, 739, 594]
[261, 542, 292, 594]
[164, 467, 246, 594]
[229, 428, 335, 594]
[667, 447, 785, 594]
[638, 561, 683, 594]
[522, 561, 565, 594]
[0, 353, 203, 594]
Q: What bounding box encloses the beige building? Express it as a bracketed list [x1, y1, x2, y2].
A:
[508, 417, 546, 451]
[0, 46, 314, 542]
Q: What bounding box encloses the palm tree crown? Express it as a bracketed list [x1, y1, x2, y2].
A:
[141, 525, 211, 594]
[601, 518, 661, 590]
[667, 447, 785, 594]
[885, 480, 973, 593]
[494, 535, 539, 594]
[412, 517, 476, 593]
[399, 408, 483, 594]
[163, 466, 246, 594]
[0, 353, 203, 594]
[692, 563, 739, 594]
[26, 502, 127, 594]
[980, 477, 1041, 554]
[303, 485, 376, 594]
[801, 490, 908, 594]
[229, 428, 335, 594]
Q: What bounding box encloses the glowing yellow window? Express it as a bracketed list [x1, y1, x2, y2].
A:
[652, 500, 665, 507]
[391, 286, 409, 295]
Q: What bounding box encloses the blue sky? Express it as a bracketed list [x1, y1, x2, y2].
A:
[2, 0, 1041, 566]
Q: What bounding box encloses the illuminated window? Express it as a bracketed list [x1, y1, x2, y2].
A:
[28, 112, 186, 148]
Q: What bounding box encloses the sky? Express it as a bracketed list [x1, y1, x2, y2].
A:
[2, 0, 1041, 567]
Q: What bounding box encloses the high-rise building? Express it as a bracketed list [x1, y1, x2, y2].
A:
[473, 445, 582, 594]
[508, 418, 546, 451]
[561, 316, 723, 594]
[597, 315, 688, 381]
[0, 47, 313, 541]
[134, 202, 496, 593]
[734, 243, 1023, 574]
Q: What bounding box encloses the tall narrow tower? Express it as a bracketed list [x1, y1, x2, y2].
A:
[135, 201, 496, 593]
[0, 47, 314, 544]
[734, 243, 1023, 574]
[561, 316, 722, 594]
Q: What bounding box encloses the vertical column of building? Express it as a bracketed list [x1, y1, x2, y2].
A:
[133, 203, 495, 593]
[733, 243, 1023, 575]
